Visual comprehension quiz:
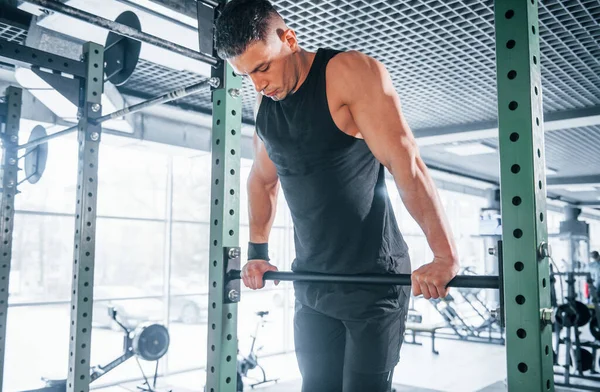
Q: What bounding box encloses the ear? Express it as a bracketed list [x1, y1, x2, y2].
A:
[282, 29, 299, 52]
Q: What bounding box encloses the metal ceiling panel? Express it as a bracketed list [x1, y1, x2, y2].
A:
[120, 0, 600, 130]
[0, 22, 27, 44]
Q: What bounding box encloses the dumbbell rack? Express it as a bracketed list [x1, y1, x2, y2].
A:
[553, 271, 600, 391]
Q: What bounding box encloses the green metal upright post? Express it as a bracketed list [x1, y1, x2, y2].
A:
[495, 1, 554, 391]
[67, 42, 104, 392]
[204, 2, 242, 390]
[0, 86, 21, 391]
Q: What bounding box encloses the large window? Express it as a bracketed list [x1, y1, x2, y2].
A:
[7, 133, 175, 391]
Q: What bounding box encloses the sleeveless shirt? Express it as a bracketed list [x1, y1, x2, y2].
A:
[255, 48, 411, 320]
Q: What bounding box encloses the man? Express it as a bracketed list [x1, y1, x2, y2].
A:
[215, 1, 459, 391]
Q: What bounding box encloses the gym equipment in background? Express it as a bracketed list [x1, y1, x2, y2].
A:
[237, 311, 279, 390]
[20, 307, 170, 392]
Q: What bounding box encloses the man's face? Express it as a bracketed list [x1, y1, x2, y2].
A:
[229, 33, 295, 101]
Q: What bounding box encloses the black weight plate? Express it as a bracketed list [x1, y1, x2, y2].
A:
[579, 348, 594, 372]
[104, 11, 141, 86]
[556, 304, 577, 328]
[556, 301, 591, 328]
[574, 301, 592, 327]
[132, 323, 170, 361]
[590, 316, 600, 340]
[24, 125, 48, 184]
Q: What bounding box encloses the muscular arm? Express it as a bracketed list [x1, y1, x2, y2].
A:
[243, 95, 280, 289]
[331, 52, 458, 297]
[248, 130, 280, 243]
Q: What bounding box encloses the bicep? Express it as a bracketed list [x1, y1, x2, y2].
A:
[250, 94, 279, 186]
[250, 132, 279, 187]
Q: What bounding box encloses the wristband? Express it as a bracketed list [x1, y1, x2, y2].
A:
[248, 242, 270, 261]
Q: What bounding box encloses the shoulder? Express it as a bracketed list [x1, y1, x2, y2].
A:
[328, 51, 386, 80]
[326, 51, 390, 103]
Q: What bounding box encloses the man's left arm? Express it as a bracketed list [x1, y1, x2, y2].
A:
[333, 51, 459, 299]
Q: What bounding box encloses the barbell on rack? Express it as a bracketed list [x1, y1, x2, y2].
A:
[17, 76, 221, 151]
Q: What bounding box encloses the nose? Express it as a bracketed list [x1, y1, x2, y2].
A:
[250, 75, 268, 94]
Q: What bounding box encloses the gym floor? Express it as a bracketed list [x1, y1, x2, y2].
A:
[95, 337, 593, 392]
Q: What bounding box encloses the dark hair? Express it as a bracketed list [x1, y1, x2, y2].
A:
[592, 251, 599, 260]
[215, 0, 280, 59]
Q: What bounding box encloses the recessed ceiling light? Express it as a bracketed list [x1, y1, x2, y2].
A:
[445, 143, 496, 156]
[563, 185, 598, 192]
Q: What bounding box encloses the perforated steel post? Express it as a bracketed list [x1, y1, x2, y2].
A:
[0, 86, 21, 391]
[67, 42, 104, 392]
[204, 3, 242, 390]
[495, 1, 554, 391]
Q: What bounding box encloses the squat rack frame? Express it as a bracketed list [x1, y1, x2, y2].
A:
[0, 0, 554, 392]
[0, 38, 106, 391]
[205, 0, 555, 391]
[0, 1, 224, 391]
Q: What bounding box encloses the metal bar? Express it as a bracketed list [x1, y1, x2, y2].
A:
[23, 0, 219, 67]
[227, 270, 499, 289]
[67, 42, 104, 392]
[205, 16, 243, 390]
[12, 209, 289, 228]
[91, 78, 219, 123]
[18, 124, 78, 150]
[17, 78, 219, 150]
[495, 1, 554, 391]
[0, 86, 22, 392]
[0, 38, 86, 77]
[9, 291, 213, 308]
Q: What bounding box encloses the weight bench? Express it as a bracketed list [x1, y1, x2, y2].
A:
[404, 322, 446, 355]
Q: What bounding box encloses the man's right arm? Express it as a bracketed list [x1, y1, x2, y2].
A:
[247, 132, 280, 243]
[242, 95, 280, 290]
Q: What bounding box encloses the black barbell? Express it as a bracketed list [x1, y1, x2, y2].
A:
[227, 270, 500, 289]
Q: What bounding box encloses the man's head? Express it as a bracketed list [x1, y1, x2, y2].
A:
[592, 251, 599, 261]
[215, 0, 302, 101]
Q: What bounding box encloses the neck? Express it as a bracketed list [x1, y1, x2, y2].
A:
[291, 48, 316, 93]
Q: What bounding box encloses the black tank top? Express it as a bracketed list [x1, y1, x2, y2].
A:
[256, 48, 411, 319]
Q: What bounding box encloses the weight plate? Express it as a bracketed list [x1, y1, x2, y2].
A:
[556, 304, 577, 329]
[104, 11, 142, 86]
[574, 301, 592, 327]
[555, 301, 591, 329]
[578, 348, 594, 372]
[132, 323, 170, 361]
[24, 125, 48, 184]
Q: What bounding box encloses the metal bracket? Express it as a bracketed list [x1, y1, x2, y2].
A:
[0, 38, 86, 77]
[224, 247, 241, 303]
[497, 239, 505, 329]
[197, 1, 215, 56]
[33, 67, 81, 106]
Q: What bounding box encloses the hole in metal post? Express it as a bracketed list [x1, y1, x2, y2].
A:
[518, 363, 528, 373]
[515, 261, 525, 272]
